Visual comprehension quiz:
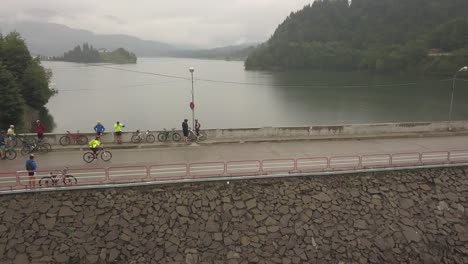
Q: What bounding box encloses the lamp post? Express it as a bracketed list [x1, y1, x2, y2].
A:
[448, 66, 468, 131]
[189, 67, 195, 129]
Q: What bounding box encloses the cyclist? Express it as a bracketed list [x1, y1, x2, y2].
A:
[88, 136, 102, 157]
[35, 120, 46, 142]
[182, 119, 189, 144]
[94, 121, 105, 136]
[0, 131, 6, 160]
[6, 125, 15, 147]
[195, 119, 201, 137]
[114, 121, 125, 144]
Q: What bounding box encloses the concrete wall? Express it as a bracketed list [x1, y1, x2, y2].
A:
[0, 167, 467, 263]
[24, 120, 468, 145]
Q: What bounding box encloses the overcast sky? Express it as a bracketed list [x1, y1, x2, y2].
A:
[1, 0, 313, 48]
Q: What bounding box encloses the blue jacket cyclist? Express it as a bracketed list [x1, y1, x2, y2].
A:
[94, 121, 105, 135]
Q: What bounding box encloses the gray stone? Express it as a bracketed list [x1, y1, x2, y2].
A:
[86, 254, 99, 264]
[108, 248, 120, 262]
[245, 199, 257, 209]
[227, 251, 240, 259]
[354, 220, 367, 229]
[400, 199, 414, 210]
[54, 254, 68, 263]
[437, 201, 450, 211]
[419, 184, 431, 191]
[14, 254, 29, 264]
[58, 207, 76, 217]
[402, 226, 421, 243]
[176, 206, 190, 217]
[265, 217, 277, 226]
[205, 220, 220, 233]
[312, 193, 332, 202]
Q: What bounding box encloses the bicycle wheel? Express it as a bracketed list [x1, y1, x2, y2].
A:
[39, 176, 52, 187]
[188, 131, 197, 142]
[198, 131, 207, 141]
[59, 136, 71, 146]
[101, 151, 112, 162]
[42, 143, 52, 152]
[21, 145, 32, 155]
[77, 135, 88, 145]
[146, 134, 156, 143]
[157, 133, 167, 142]
[5, 149, 17, 160]
[172, 133, 181, 142]
[63, 175, 77, 185]
[131, 135, 141, 143]
[83, 152, 95, 163]
[38, 145, 48, 154]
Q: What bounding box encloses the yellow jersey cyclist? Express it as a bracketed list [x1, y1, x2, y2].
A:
[6, 125, 15, 142]
[88, 136, 102, 156]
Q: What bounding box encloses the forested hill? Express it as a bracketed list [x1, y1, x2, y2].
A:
[245, 0, 468, 74]
[52, 44, 137, 64]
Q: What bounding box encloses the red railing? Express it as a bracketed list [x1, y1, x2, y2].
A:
[2, 149, 468, 191]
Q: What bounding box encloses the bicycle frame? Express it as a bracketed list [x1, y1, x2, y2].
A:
[66, 131, 79, 142]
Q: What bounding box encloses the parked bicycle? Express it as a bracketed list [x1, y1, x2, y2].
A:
[39, 167, 77, 186]
[19, 137, 49, 155]
[157, 128, 181, 142]
[188, 128, 207, 142]
[83, 146, 112, 163]
[2, 146, 17, 160]
[59, 131, 89, 146]
[131, 130, 156, 143]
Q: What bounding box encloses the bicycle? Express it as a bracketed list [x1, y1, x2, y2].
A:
[83, 146, 112, 163]
[188, 128, 207, 142]
[6, 135, 18, 148]
[39, 167, 77, 186]
[131, 130, 156, 143]
[19, 137, 49, 155]
[59, 131, 89, 146]
[1, 146, 17, 160]
[157, 128, 181, 142]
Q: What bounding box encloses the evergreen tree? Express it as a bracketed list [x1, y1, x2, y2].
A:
[0, 64, 25, 130]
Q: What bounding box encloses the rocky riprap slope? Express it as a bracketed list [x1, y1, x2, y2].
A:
[0, 167, 467, 263]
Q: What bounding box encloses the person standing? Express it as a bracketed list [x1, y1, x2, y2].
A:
[0, 131, 6, 160]
[35, 120, 46, 142]
[195, 119, 201, 137]
[94, 121, 105, 136]
[182, 119, 189, 144]
[25, 154, 37, 187]
[114, 121, 125, 144]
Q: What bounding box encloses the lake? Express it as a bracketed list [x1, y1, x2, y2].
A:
[43, 58, 468, 132]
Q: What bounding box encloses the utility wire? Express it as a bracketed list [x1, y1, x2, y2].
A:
[49, 63, 456, 90]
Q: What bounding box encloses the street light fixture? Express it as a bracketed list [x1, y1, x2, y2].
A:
[448, 66, 468, 131]
[189, 67, 195, 129]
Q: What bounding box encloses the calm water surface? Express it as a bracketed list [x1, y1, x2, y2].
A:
[43, 58, 468, 132]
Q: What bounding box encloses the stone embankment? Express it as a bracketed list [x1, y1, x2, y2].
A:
[0, 167, 467, 263]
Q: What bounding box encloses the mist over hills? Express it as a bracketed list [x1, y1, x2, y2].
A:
[0, 21, 255, 60]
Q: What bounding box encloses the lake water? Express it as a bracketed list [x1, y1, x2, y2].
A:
[43, 58, 468, 132]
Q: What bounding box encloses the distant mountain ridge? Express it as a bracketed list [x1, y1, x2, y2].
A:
[0, 21, 176, 57]
[0, 21, 256, 60]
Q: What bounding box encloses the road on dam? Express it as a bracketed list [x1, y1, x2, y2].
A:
[1, 135, 467, 172]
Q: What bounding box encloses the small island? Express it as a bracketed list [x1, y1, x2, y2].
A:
[53, 43, 137, 64]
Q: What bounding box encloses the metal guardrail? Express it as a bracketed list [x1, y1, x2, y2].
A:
[1, 149, 468, 192]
